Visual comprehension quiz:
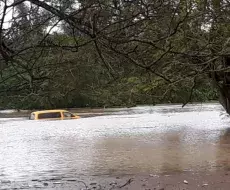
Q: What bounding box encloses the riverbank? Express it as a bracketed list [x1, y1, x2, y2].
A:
[1, 171, 230, 189]
[0, 102, 223, 119]
[87, 171, 230, 190]
[116, 171, 230, 190]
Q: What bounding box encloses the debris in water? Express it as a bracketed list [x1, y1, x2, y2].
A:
[184, 180, 188, 184]
[110, 181, 117, 185]
[1, 180, 11, 183]
[33, 185, 43, 188]
[50, 177, 62, 181]
[66, 179, 77, 182]
[53, 182, 62, 184]
[118, 178, 133, 188]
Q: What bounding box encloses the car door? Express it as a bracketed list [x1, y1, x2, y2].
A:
[63, 111, 75, 119]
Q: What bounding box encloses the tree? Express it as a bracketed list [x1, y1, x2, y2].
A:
[0, 0, 224, 110]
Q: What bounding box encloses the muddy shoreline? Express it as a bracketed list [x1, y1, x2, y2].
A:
[1, 171, 230, 189]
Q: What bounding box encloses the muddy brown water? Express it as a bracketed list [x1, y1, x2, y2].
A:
[0, 103, 230, 185]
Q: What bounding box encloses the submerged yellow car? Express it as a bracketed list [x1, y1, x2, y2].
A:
[29, 109, 80, 120]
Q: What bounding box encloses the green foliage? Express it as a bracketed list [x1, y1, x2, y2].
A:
[0, 0, 223, 109]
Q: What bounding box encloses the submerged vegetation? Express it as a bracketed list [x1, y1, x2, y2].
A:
[0, 0, 228, 110]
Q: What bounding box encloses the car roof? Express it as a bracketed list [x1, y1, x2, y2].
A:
[31, 110, 69, 114]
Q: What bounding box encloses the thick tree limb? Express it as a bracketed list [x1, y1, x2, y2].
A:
[27, 0, 93, 37]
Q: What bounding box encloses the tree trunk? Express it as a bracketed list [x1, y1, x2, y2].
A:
[219, 85, 230, 114]
[212, 57, 230, 114]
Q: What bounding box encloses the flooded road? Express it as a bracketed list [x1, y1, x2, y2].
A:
[0, 103, 230, 187]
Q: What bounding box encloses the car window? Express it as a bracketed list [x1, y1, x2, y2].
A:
[30, 113, 35, 120]
[63, 112, 74, 118]
[38, 112, 61, 119]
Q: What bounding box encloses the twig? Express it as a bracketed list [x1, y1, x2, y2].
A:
[77, 180, 88, 189]
[182, 77, 197, 108]
[118, 178, 134, 188]
[94, 40, 116, 79]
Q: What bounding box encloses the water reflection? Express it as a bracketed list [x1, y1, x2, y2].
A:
[216, 128, 230, 170]
[160, 131, 183, 173]
[89, 129, 219, 176]
[0, 103, 229, 182]
[219, 128, 230, 144]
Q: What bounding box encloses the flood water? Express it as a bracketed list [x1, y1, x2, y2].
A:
[1, 103, 230, 184]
